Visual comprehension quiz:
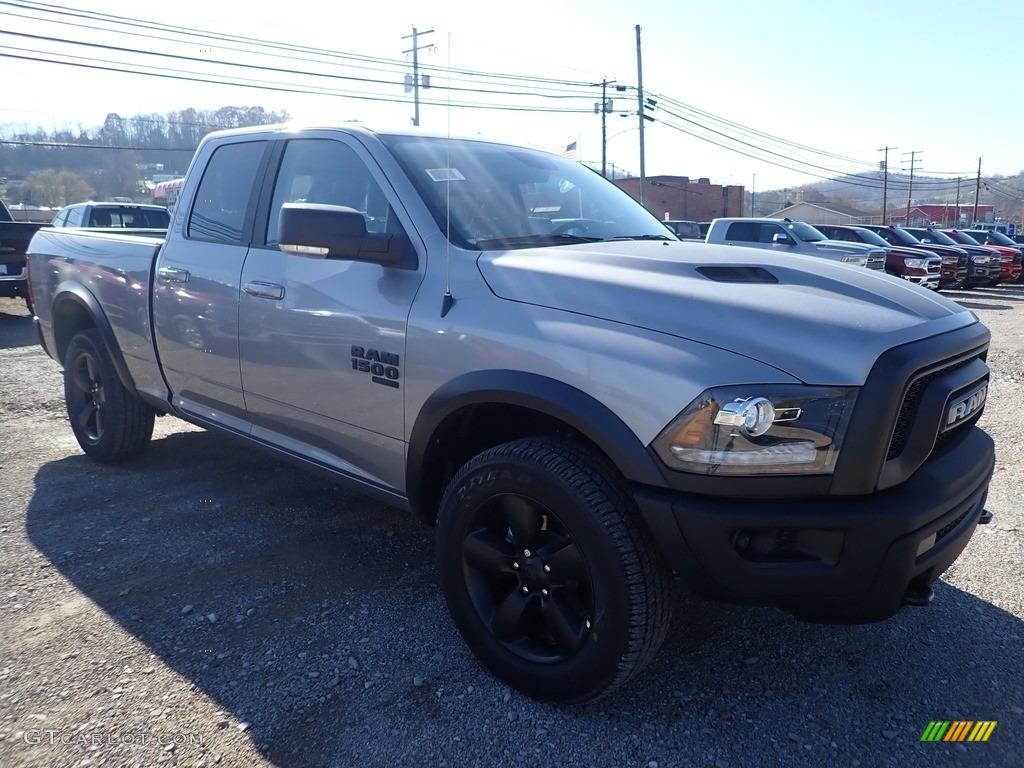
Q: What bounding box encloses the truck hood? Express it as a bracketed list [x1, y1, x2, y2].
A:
[477, 241, 977, 384]
[813, 239, 882, 254]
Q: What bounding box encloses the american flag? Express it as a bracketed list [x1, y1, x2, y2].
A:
[557, 141, 578, 161]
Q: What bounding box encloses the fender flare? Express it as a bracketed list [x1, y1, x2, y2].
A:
[52, 283, 141, 399]
[406, 369, 668, 513]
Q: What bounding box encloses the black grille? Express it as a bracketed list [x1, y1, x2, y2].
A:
[887, 356, 980, 460]
[934, 504, 974, 545]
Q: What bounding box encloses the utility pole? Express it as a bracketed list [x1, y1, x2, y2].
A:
[635, 25, 647, 208]
[972, 157, 982, 225]
[902, 150, 921, 226]
[878, 146, 896, 223]
[955, 177, 962, 226]
[750, 173, 756, 216]
[594, 79, 615, 178]
[402, 26, 435, 127]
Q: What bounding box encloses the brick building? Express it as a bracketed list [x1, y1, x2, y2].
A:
[613, 175, 745, 221]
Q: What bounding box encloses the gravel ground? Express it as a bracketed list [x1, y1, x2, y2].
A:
[0, 286, 1022, 768]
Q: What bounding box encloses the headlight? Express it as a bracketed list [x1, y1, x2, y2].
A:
[653, 384, 857, 476]
[903, 258, 929, 269]
[840, 255, 867, 265]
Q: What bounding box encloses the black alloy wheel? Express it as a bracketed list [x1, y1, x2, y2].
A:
[436, 437, 671, 703]
[461, 492, 593, 664]
[63, 329, 155, 461]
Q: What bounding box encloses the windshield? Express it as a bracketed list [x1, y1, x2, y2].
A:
[848, 228, 889, 247]
[971, 230, 1015, 246]
[382, 135, 675, 249]
[907, 228, 958, 246]
[877, 227, 919, 245]
[787, 221, 827, 242]
[950, 231, 981, 245]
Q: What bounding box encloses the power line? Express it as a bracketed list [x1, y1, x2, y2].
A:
[0, 1, 1011, 188]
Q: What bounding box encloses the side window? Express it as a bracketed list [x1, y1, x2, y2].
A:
[725, 221, 759, 241]
[266, 139, 393, 245]
[188, 141, 266, 244]
[52, 210, 69, 226]
[65, 207, 84, 227]
[761, 224, 785, 243]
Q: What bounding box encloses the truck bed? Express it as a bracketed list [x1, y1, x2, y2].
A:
[29, 227, 166, 390]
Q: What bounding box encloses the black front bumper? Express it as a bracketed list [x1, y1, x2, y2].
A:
[633, 426, 994, 623]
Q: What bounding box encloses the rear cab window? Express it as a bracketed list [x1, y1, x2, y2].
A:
[187, 141, 267, 244]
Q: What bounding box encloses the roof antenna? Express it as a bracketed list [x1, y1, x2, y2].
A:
[440, 31, 455, 318]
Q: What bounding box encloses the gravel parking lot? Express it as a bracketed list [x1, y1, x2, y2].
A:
[1, 286, 1022, 768]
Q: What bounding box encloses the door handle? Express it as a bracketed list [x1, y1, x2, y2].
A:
[243, 281, 285, 300]
[157, 267, 190, 283]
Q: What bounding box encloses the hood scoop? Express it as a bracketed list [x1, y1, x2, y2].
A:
[696, 265, 779, 283]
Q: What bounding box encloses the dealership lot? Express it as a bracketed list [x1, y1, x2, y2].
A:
[1, 287, 1022, 768]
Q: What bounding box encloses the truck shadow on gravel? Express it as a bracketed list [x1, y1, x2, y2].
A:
[0, 308, 36, 349]
[25, 428, 1024, 767]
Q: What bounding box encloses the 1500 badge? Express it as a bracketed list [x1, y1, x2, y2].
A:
[351, 345, 401, 389]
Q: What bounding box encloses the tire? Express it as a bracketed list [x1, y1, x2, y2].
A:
[63, 328, 155, 462]
[436, 437, 671, 704]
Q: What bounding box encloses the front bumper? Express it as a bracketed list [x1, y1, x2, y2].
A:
[633, 425, 994, 623]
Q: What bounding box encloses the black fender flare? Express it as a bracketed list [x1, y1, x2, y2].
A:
[52, 283, 141, 399]
[406, 369, 668, 513]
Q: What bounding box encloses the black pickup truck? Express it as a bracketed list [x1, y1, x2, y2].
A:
[0, 199, 47, 311]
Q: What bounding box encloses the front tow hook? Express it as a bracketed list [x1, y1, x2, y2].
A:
[978, 509, 994, 525]
[904, 581, 935, 608]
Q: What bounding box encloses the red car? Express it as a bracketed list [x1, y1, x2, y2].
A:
[963, 229, 1024, 283]
[941, 229, 1019, 284]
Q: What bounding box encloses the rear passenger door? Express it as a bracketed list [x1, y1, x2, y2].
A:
[153, 139, 271, 432]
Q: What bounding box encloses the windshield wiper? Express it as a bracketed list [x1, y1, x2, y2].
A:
[475, 234, 605, 250]
[608, 234, 674, 241]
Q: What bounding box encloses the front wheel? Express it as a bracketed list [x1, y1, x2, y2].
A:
[436, 438, 671, 703]
[63, 329, 155, 462]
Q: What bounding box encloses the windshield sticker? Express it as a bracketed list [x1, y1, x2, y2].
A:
[426, 168, 466, 182]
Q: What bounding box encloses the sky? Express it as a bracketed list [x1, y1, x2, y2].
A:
[2, 0, 1023, 202]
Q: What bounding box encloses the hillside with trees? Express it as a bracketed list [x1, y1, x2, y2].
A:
[0, 106, 289, 207]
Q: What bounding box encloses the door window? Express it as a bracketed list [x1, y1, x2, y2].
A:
[266, 139, 393, 245]
[188, 141, 266, 244]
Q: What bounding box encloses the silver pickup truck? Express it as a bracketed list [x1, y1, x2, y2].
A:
[705, 216, 888, 269]
[27, 124, 995, 703]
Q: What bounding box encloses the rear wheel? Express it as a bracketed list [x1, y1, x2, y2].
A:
[63, 329, 155, 461]
[436, 437, 671, 703]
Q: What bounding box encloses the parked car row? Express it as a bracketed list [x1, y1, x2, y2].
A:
[698, 216, 1024, 291]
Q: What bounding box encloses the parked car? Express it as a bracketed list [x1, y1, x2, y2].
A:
[904, 227, 1001, 287]
[815, 224, 941, 290]
[860, 224, 969, 289]
[958, 229, 1023, 283]
[51, 202, 170, 230]
[662, 219, 702, 239]
[704, 217, 886, 269]
[937, 231, 1011, 288]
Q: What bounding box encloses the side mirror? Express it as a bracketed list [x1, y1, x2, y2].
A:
[278, 203, 416, 270]
[772, 232, 794, 246]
